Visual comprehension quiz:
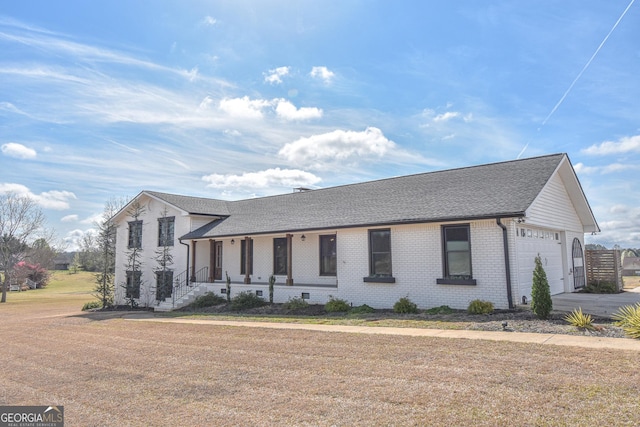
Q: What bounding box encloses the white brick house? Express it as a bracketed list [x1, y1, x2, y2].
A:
[112, 153, 599, 311]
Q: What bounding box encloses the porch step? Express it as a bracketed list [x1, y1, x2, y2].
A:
[153, 284, 211, 312]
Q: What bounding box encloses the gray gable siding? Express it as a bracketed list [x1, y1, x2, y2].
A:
[181, 153, 569, 239]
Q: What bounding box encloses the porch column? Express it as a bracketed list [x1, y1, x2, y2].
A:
[244, 236, 252, 284]
[286, 233, 293, 285]
[190, 241, 197, 282]
[208, 240, 215, 282]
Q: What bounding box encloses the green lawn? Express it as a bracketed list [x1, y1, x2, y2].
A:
[1, 270, 95, 310]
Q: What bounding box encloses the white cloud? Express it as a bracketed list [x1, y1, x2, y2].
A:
[219, 96, 271, 120]
[264, 66, 290, 85]
[202, 16, 218, 26]
[61, 214, 78, 222]
[310, 66, 335, 83]
[433, 111, 460, 122]
[574, 162, 638, 175]
[573, 162, 598, 174]
[278, 127, 395, 168]
[1, 142, 37, 159]
[0, 183, 76, 210]
[582, 135, 640, 155]
[275, 99, 322, 121]
[202, 168, 321, 191]
[218, 96, 322, 121]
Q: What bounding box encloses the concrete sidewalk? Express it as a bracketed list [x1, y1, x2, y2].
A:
[125, 315, 640, 351]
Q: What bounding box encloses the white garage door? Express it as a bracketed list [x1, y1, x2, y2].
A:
[516, 227, 564, 302]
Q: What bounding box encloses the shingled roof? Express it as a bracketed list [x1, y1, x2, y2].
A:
[178, 153, 583, 239]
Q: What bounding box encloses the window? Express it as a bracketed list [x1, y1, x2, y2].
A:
[128, 220, 143, 249]
[273, 237, 288, 275]
[368, 229, 392, 278]
[438, 224, 475, 285]
[319, 235, 337, 276]
[241, 239, 253, 275]
[158, 217, 175, 246]
[125, 270, 141, 299]
[155, 270, 173, 301]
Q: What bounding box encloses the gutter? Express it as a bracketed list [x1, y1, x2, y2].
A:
[496, 218, 515, 309]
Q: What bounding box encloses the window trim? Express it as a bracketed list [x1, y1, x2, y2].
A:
[319, 234, 337, 276]
[157, 216, 175, 247]
[125, 270, 142, 299]
[273, 237, 288, 275]
[128, 220, 143, 249]
[364, 228, 395, 283]
[438, 224, 476, 286]
[240, 238, 254, 275]
[155, 270, 174, 300]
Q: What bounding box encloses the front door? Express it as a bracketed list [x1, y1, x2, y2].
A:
[214, 241, 223, 280]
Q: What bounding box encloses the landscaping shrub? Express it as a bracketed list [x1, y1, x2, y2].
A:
[467, 299, 494, 315]
[268, 275, 276, 304]
[192, 292, 226, 308]
[583, 281, 617, 294]
[325, 296, 350, 313]
[612, 303, 640, 339]
[350, 304, 376, 314]
[425, 305, 454, 315]
[564, 307, 594, 330]
[393, 297, 418, 314]
[230, 291, 266, 310]
[82, 300, 102, 311]
[282, 296, 309, 310]
[531, 255, 552, 319]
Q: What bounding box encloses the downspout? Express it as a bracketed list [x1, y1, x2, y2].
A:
[179, 239, 190, 286]
[496, 218, 514, 310]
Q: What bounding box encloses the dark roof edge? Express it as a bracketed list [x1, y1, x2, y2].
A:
[179, 212, 527, 240]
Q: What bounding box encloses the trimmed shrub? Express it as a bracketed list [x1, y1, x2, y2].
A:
[350, 304, 376, 314]
[82, 300, 102, 311]
[192, 292, 226, 308]
[282, 296, 309, 310]
[393, 297, 418, 314]
[564, 307, 594, 330]
[467, 299, 494, 315]
[612, 303, 640, 339]
[268, 275, 276, 304]
[230, 291, 266, 310]
[531, 255, 552, 319]
[325, 296, 350, 313]
[583, 281, 617, 294]
[425, 305, 454, 315]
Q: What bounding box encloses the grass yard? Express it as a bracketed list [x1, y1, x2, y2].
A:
[0, 273, 639, 426]
[623, 275, 640, 290]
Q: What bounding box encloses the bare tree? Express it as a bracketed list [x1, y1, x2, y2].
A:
[122, 200, 146, 308]
[93, 198, 126, 309]
[0, 193, 46, 303]
[154, 207, 174, 303]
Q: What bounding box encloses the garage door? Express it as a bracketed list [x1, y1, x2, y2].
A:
[516, 227, 564, 302]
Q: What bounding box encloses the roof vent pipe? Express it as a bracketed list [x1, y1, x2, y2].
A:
[497, 218, 515, 310]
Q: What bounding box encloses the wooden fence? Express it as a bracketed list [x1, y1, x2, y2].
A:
[585, 250, 623, 291]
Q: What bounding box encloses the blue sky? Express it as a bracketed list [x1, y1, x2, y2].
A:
[1, 1, 639, 250]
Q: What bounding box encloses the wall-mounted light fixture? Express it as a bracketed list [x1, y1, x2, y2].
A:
[301, 234, 306, 241]
[231, 239, 235, 245]
[516, 218, 526, 224]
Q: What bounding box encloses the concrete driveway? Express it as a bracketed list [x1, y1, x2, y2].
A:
[551, 288, 640, 318]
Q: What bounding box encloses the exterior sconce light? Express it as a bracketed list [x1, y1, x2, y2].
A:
[231, 239, 235, 245]
[301, 235, 306, 241]
[516, 218, 526, 224]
